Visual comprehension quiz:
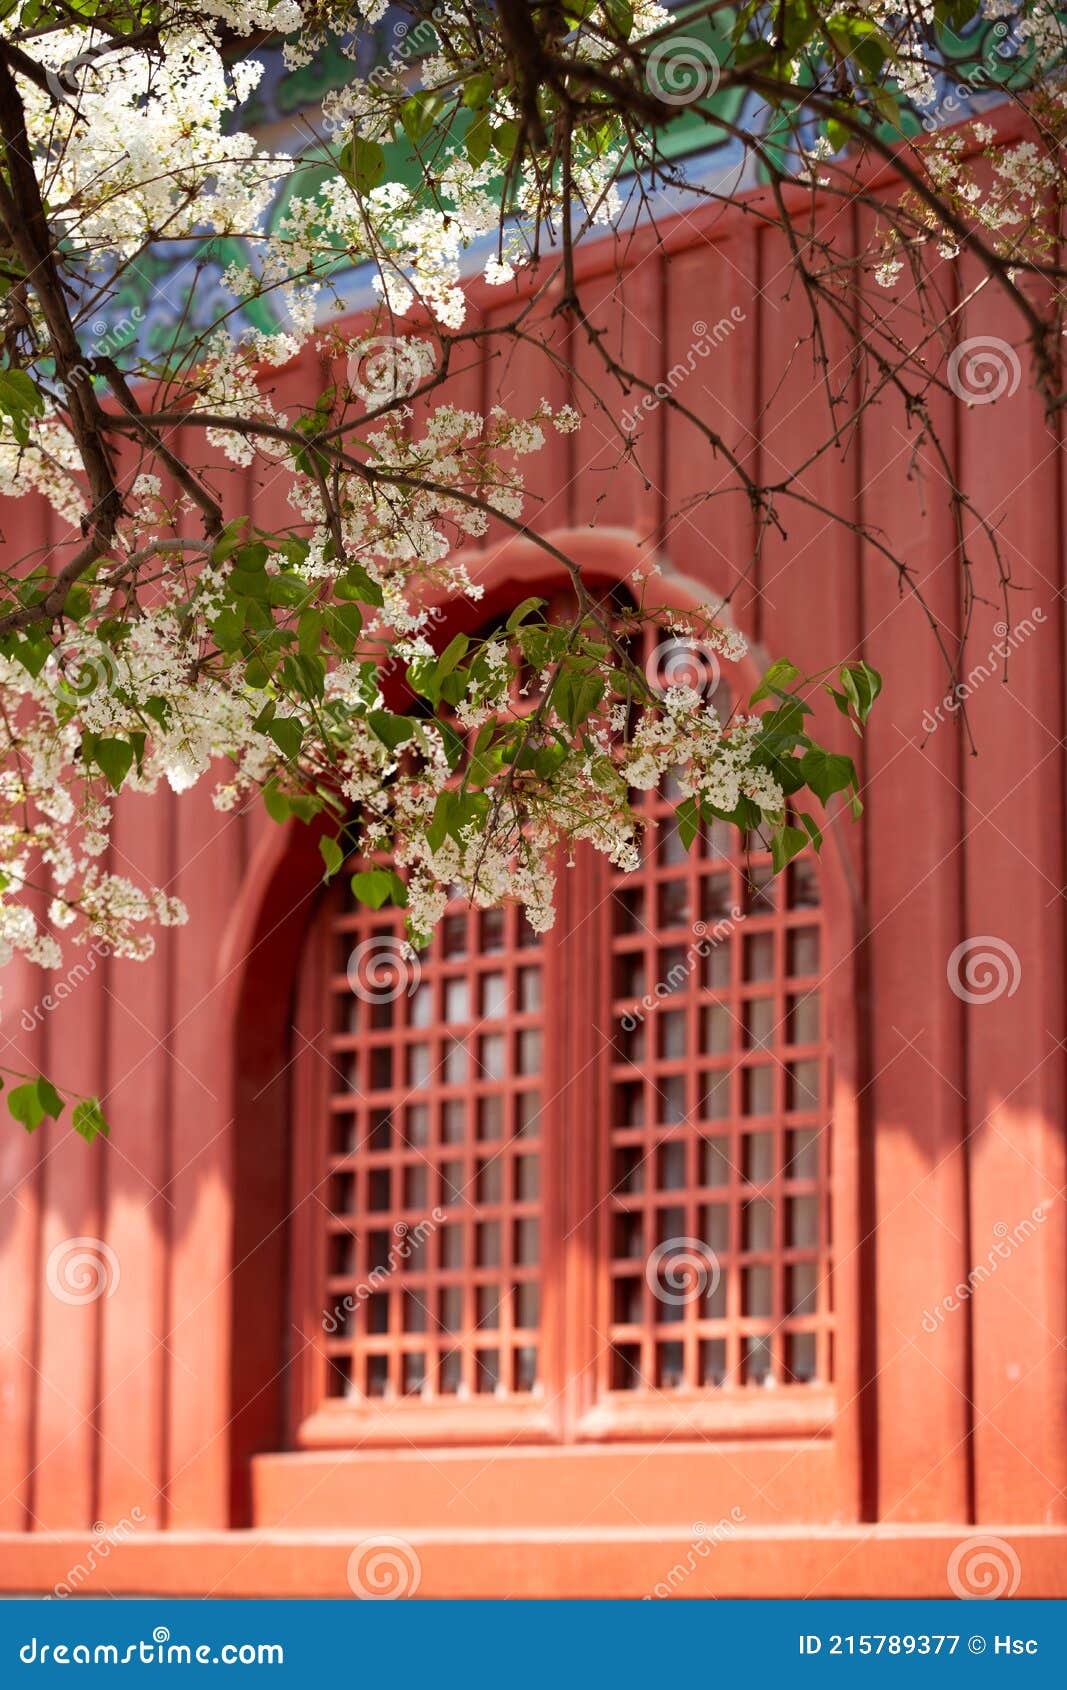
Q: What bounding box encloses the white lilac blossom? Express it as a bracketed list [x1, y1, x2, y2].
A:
[18, 0, 1052, 993]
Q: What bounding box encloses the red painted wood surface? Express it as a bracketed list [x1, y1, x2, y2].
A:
[1, 114, 1065, 1594]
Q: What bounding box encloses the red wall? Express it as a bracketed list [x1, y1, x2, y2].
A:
[0, 137, 1065, 1596]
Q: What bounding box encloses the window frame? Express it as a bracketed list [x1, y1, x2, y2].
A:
[272, 531, 866, 1511]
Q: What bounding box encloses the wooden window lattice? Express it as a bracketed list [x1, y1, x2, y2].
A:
[302, 622, 834, 1433]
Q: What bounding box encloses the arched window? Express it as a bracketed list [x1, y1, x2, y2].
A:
[287, 560, 838, 1452]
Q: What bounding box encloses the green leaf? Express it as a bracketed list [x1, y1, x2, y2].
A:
[339, 135, 386, 195]
[465, 109, 493, 168]
[319, 835, 345, 882]
[92, 736, 135, 793]
[825, 116, 851, 153]
[335, 562, 383, 607]
[770, 824, 808, 875]
[435, 718, 467, 772]
[506, 597, 546, 633]
[234, 541, 268, 573]
[298, 608, 324, 656]
[267, 715, 304, 762]
[212, 606, 245, 651]
[350, 867, 406, 910]
[837, 660, 882, 725]
[323, 601, 363, 655]
[8, 1075, 65, 1134]
[368, 710, 415, 752]
[210, 518, 251, 563]
[491, 119, 520, 161]
[936, 0, 981, 30]
[798, 811, 824, 852]
[437, 632, 470, 678]
[14, 636, 51, 679]
[676, 795, 700, 852]
[750, 657, 800, 706]
[63, 581, 93, 622]
[603, 0, 634, 37]
[0, 367, 44, 447]
[400, 89, 443, 146]
[262, 779, 292, 823]
[281, 651, 326, 701]
[463, 71, 494, 108]
[72, 1096, 109, 1144]
[800, 748, 856, 804]
[554, 667, 605, 730]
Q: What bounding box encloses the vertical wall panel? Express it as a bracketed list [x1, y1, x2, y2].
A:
[757, 212, 868, 1520]
[162, 431, 246, 1528]
[755, 216, 863, 681]
[20, 498, 107, 1532]
[662, 229, 761, 625]
[0, 494, 52, 1530]
[31, 921, 108, 1530]
[482, 295, 573, 541]
[571, 255, 663, 538]
[859, 235, 970, 1522]
[96, 789, 175, 1529]
[0, 906, 46, 1529]
[956, 270, 1067, 1525]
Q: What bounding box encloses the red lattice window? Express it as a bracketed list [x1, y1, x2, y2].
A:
[291, 615, 835, 1448]
[601, 691, 833, 1406]
[291, 886, 560, 1441]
